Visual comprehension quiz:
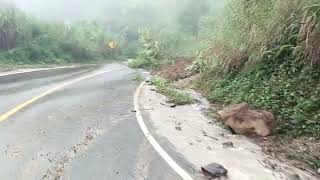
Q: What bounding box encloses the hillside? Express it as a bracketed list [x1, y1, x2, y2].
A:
[130, 0, 320, 172]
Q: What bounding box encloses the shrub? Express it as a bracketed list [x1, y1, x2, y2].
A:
[129, 28, 175, 69]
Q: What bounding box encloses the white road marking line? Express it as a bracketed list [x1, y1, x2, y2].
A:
[134, 82, 194, 180]
[0, 65, 89, 77]
[0, 67, 128, 123]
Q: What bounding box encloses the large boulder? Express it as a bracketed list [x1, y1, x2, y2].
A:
[217, 103, 276, 137]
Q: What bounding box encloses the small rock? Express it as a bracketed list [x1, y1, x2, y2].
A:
[206, 146, 212, 150]
[189, 143, 194, 146]
[209, 136, 219, 141]
[85, 134, 94, 141]
[318, 168, 320, 174]
[268, 161, 278, 170]
[168, 103, 177, 108]
[201, 163, 228, 178]
[145, 80, 152, 85]
[201, 130, 208, 137]
[289, 174, 300, 180]
[150, 88, 157, 91]
[196, 139, 202, 142]
[175, 126, 182, 131]
[222, 142, 234, 148]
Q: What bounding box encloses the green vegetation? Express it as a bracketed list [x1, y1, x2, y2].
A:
[130, 72, 145, 82]
[0, 0, 211, 69]
[150, 77, 193, 105]
[128, 0, 213, 69]
[128, 28, 171, 69]
[194, 0, 320, 139]
[131, 0, 320, 139]
[0, 4, 122, 67]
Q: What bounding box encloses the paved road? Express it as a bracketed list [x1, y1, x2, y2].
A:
[0, 64, 182, 180]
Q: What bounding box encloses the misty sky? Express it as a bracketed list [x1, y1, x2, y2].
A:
[0, 0, 226, 33]
[1, 0, 112, 20]
[0, 0, 178, 21]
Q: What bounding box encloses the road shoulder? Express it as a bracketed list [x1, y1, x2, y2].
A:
[138, 83, 317, 180]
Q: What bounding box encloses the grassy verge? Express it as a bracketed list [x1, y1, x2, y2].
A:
[150, 76, 193, 105]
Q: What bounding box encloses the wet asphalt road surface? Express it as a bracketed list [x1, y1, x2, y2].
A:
[0, 64, 182, 180]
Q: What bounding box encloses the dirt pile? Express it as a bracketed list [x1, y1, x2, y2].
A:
[153, 57, 194, 81]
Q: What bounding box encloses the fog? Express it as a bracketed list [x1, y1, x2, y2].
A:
[0, 0, 178, 22]
[0, 0, 226, 39]
[0, 0, 225, 23]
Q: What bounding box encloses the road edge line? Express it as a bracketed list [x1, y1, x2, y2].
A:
[0, 67, 128, 123]
[0, 65, 97, 77]
[134, 82, 194, 180]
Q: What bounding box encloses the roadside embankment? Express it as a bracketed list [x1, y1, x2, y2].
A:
[137, 82, 318, 180]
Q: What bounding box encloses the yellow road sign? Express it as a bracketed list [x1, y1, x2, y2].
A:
[108, 41, 117, 49]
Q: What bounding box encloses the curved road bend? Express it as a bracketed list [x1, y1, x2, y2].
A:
[0, 64, 182, 180]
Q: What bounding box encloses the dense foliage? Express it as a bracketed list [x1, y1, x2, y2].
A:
[194, 0, 320, 138]
[0, 5, 120, 65]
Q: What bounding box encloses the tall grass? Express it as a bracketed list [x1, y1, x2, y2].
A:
[199, 0, 320, 71]
[195, 0, 320, 138]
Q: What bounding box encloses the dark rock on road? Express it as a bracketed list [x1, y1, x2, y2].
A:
[201, 163, 228, 179]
